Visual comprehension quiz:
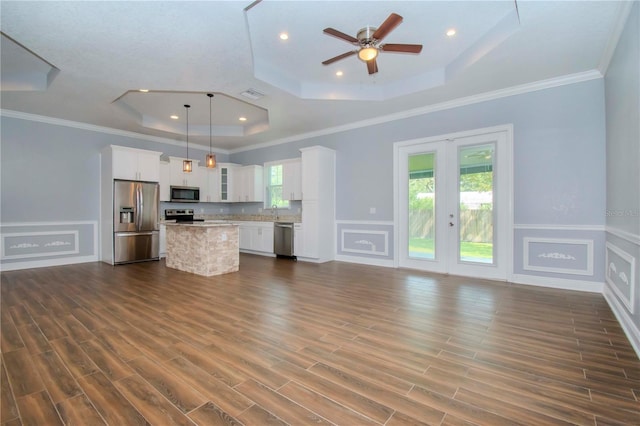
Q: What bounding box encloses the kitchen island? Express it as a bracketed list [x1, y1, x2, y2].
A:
[164, 222, 239, 276]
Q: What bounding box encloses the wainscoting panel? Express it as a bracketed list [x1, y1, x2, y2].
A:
[513, 225, 605, 287]
[523, 237, 594, 275]
[335, 221, 394, 266]
[341, 229, 389, 256]
[605, 242, 635, 314]
[0, 221, 98, 271]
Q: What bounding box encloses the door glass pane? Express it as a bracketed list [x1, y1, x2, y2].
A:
[458, 144, 494, 264]
[408, 153, 436, 259]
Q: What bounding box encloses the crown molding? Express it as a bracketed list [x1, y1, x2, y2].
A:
[0, 109, 231, 155]
[598, 1, 635, 75]
[2, 69, 602, 157]
[229, 69, 603, 154]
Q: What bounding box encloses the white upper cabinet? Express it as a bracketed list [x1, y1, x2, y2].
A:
[168, 156, 203, 188]
[109, 145, 161, 182]
[217, 163, 239, 202]
[301, 149, 323, 201]
[200, 166, 220, 202]
[159, 161, 171, 201]
[233, 165, 263, 202]
[282, 159, 302, 200]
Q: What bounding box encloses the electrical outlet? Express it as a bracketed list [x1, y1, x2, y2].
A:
[199, 208, 204, 213]
[369, 207, 376, 214]
[219, 208, 223, 213]
[241, 208, 245, 213]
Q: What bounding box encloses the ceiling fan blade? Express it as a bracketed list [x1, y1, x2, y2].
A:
[322, 50, 357, 65]
[372, 13, 403, 41]
[380, 43, 423, 54]
[367, 58, 378, 75]
[323, 28, 358, 44]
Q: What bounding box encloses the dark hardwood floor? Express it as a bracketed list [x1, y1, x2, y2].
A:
[1, 254, 639, 425]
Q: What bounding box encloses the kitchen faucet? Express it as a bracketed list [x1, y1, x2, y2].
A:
[272, 204, 279, 220]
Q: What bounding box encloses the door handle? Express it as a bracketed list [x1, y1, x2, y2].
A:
[449, 222, 454, 227]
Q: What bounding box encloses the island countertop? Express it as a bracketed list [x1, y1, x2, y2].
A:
[164, 222, 239, 228]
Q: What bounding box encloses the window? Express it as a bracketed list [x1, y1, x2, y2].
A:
[265, 164, 290, 208]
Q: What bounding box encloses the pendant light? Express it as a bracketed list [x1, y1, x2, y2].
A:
[183, 104, 192, 173]
[205, 93, 216, 168]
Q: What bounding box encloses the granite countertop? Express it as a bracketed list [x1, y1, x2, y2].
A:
[160, 214, 301, 225]
[164, 222, 238, 227]
[196, 214, 301, 222]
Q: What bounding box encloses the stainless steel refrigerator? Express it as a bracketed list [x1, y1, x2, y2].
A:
[113, 180, 160, 264]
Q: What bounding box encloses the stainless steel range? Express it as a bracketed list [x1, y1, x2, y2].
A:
[164, 208, 204, 223]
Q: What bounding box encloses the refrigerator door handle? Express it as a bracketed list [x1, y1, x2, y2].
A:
[136, 183, 142, 231]
[115, 231, 156, 237]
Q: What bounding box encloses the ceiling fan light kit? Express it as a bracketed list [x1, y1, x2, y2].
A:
[358, 46, 378, 62]
[322, 13, 423, 75]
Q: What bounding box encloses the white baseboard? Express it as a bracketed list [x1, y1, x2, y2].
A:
[239, 250, 276, 258]
[0, 255, 99, 272]
[510, 273, 603, 293]
[603, 284, 640, 359]
[334, 254, 395, 268]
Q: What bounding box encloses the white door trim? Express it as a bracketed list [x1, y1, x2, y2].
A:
[393, 124, 514, 281]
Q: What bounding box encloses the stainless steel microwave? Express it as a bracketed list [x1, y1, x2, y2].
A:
[170, 186, 200, 203]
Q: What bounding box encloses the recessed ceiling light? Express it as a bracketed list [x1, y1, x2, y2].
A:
[446, 29, 456, 37]
[239, 117, 247, 122]
[279, 32, 289, 40]
[139, 89, 149, 92]
[170, 115, 179, 120]
[336, 71, 343, 77]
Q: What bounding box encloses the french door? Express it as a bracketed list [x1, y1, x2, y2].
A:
[395, 126, 512, 280]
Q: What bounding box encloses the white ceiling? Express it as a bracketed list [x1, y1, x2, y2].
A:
[0, 1, 629, 153]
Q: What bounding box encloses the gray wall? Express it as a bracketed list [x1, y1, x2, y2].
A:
[0, 118, 228, 268]
[232, 79, 607, 284]
[0, 78, 608, 286]
[232, 81, 606, 224]
[604, 2, 640, 344]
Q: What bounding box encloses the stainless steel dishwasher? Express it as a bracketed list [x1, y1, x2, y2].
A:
[274, 222, 295, 259]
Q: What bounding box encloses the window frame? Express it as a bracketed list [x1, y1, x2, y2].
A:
[264, 160, 291, 210]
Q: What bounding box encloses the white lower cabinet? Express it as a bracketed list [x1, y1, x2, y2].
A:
[301, 200, 320, 259]
[239, 225, 252, 250]
[159, 224, 166, 258]
[294, 223, 303, 257]
[238, 222, 274, 255]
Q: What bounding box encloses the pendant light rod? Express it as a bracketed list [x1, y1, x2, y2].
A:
[183, 104, 192, 173]
[208, 93, 214, 152]
[185, 104, 190, 159]
[205, 93, 216, 168]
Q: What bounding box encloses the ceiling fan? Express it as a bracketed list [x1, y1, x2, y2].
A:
[322, 13, 423, 75]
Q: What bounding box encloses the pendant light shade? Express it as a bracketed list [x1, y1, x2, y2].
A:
[205, 93, 216, 169]
[183, 104, 192, 173]
[206, 153, 216, 168]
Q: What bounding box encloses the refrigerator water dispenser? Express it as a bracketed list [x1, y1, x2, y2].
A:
[119, 207, 134, 224]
